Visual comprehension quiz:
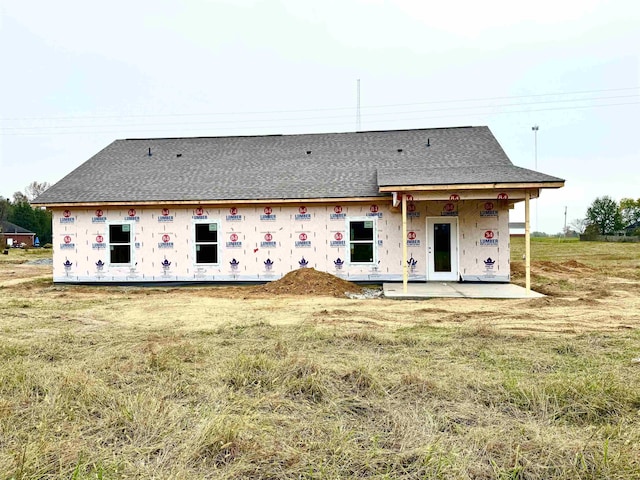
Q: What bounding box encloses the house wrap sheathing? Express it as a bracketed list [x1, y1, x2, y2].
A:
[33, 127, 564, 284]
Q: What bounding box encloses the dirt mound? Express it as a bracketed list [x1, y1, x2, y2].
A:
[256, 268, 363, 297]
[560, 260, 594, 270]
[536, 261, 571, 273]
[510, 263, 525, 276]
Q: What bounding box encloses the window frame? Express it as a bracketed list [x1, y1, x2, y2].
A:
[107, 222, 134, 266]
[193, 219, 220, 265]
[346, 216, 377, 265]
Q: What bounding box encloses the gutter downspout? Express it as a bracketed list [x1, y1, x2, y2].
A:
[392, 192, 401, 208]
[402, 193, 408, 293]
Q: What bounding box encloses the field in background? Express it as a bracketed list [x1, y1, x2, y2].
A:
[1, 241, 639, 478]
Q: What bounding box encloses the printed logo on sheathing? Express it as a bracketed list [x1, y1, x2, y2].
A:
[60, 235, 75, 249]
[407, 203, 420, 218]
[158, 207, 174, 222]
[226, 207, 242, 222]
[92, 209, 106, 223]
[226, 233, 242, 248]
[125, 208, 140, 222]
[330, 205, 346, 220]
[330, 231, 345, 247]
[158, 234, 174, 249]
[484, 257, 496, 270]
[366, 204, 383, 218]
[92, 235, 106, 250]
[484, 257, 496, 277]
[261, 206, 277, 221]
[295, 232, 311, 247]
[260, 233, 277, 248]
[295, 206, 311, 221]
[449, 194, 460, 202]
[480, 230, 498, 246]
[480, 202, 498, 217]
[193, 207, 208, 220]
[60, 209, 75, 223]
[441, 203, 457, 216]
[407, 231, 420, 247]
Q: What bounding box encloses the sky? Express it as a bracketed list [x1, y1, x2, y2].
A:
[1, 0, 638, 233]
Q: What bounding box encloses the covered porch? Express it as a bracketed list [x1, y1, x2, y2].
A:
[378, 173, 563, 294]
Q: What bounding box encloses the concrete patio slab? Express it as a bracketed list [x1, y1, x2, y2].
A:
[383, 282, 544, 299]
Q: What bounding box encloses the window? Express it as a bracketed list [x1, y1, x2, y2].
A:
[195, 222, 218, 264]
[348, 219, 375, 263]
[109, 224, 132, 264]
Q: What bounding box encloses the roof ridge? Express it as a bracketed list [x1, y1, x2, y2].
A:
[122, 125, 482, 142]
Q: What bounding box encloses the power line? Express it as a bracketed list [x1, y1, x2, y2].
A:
[2, 86, 638, 122]
[2, 100, 638, 137]
[2, 94, 638, 133]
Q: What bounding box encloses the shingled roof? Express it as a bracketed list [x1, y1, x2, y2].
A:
[1, 221, 35, 235]
[33, 126, 564, 205]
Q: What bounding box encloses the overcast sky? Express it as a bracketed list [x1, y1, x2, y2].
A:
[1, 0, 638, 233]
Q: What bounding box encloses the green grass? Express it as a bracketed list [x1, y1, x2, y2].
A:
[0, 247, 51, 265]
[0, 319, 639, 478]
[510, 236, 640, 270]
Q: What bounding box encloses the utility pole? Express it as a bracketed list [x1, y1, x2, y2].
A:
[532, 125, 539, 232]
[564, 206, 567, 237]
[356, 79, 361, 132]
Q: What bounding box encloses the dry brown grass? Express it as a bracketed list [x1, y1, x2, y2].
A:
[1, 241, 640, 478]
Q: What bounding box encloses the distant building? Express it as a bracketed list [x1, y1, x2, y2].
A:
[626, 221, 640, 236]
[1, 221, 36, 247]
[509, 222, 526, 237]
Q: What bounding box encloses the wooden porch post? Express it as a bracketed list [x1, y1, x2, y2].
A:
[402, 193, 408, 293]
[525, 190, 531, 294]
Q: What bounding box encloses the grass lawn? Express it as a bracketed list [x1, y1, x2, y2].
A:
[1, 241, 639, 478]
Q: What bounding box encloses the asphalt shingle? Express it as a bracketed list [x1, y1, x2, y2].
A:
[33, 126, 564, 204]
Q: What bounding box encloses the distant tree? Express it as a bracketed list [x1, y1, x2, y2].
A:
[6, 193, 53, 244]
[32, 207, 53, 244]
[24, 181, 50, 202]
[569, 218, 588, 235]
[13, 191, 28, 204]
[0, 197, 10, 222]
[619, 197, 640, 227]
[582, 223, 600, 239]
[586, 196, 623, 235]
[6, 183, 54, 243]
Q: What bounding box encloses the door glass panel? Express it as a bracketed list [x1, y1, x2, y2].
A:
[434, 223, 451, 272]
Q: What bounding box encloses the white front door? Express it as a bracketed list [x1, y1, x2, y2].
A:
[426, 217, 459, 281]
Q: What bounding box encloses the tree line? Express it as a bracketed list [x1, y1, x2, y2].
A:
[0, 182, 53, 244]
[571, 196, 640, 237]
